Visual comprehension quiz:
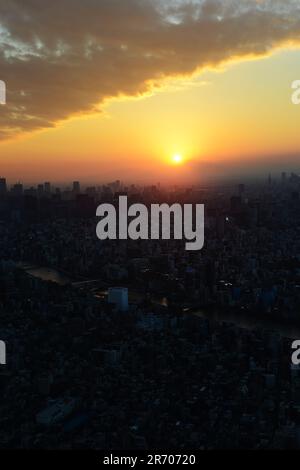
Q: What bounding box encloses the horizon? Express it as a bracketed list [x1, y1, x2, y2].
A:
[1, 168, 299, 189]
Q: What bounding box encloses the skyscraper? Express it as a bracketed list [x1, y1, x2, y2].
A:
[44, 182, 51, 194]
[72, 181, 81, 194]
[108, 288, 129, 312]
[0, 177, 7, 196]
[11, 183, 23, 197]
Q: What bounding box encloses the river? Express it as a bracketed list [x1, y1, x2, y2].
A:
[17, 262, 300, 339]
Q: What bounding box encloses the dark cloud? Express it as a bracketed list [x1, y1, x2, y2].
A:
[0, 0, 300, 139]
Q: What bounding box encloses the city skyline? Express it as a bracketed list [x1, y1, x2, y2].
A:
[0, 170, 298, 192]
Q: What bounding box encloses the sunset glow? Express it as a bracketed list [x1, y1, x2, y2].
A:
[0, 1, 300, 184]
[172, 154, 184, 165]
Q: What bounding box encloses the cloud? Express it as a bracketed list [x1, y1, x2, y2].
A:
[0, 0, 300, 139]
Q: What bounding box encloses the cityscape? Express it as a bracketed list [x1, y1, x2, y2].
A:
[0, 172, 300, 449]
[1, 0, 300, 457]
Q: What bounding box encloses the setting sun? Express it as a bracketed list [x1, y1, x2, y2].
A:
[172, 154, 183, 165]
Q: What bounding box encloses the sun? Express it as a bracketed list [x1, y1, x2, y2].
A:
[172, 153, 183, 164]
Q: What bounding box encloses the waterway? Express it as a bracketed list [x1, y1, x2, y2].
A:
[17, 262, 300, 339]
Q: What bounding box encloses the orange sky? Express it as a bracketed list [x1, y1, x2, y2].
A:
[0, 1, 300, 184]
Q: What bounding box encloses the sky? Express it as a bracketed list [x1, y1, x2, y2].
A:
[0, 0, 300, 185]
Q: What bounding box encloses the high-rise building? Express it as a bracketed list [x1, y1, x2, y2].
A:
[0, 177, 7, 195]
[72, 181, 81, 194]
[108, 287, 128, 312]
[44, 182, 51, 193]
[11, 183, 23, 197]
[37, 184, 44, 197]
[268, 173, 272, 185]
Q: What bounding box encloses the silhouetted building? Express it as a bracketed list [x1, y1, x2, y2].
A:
[11, 182, 23, 197]
[108, 287, 129, 312]
[0, 177, 7, 196]
[44, 182, 51, 194]
[73, 181, 81, 194]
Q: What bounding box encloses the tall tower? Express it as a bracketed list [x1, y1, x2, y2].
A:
[268, 173, 272, 186]
[72, 181, 81, 194]
[108, 287, 129, 312]
[0, 177, 7, 196]
[44, 182, 51, 194]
